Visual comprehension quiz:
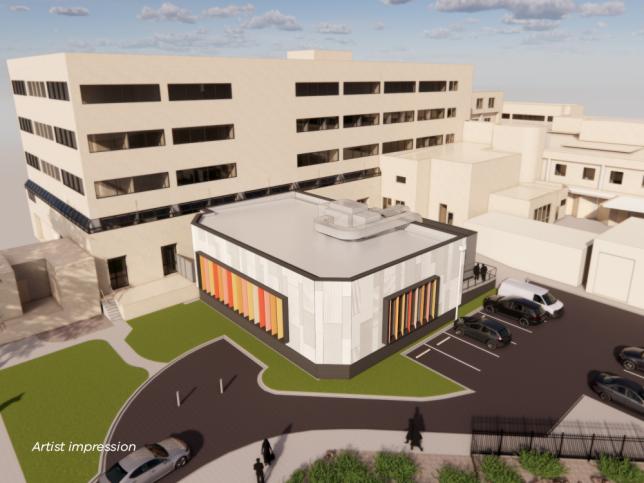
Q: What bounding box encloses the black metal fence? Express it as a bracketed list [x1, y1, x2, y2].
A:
[471, 417, 644, 461]
[463, 263, 497, 292]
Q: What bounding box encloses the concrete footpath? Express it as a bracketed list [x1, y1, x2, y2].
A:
[182, 429, 471, 483]
[0, 415, 26, 483]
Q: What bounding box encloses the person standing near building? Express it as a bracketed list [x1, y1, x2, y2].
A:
[473, 263, 480, 282]
[481, 264, 488, 282]
[253, 458, 265, 483]
[261, 438, 275, 466]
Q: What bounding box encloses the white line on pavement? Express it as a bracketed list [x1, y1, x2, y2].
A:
[624, 369, 644, 381]
[437, 336, 451, 346]
[424, 344, 481, 372]
[480, 312, 534, 334]
[510, 341, 518, 346]
[415, 347, 431, 359]
[449, 334, 501, 358]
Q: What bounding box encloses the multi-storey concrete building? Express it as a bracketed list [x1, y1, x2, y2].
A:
[8, 50, 473, 317]
[501, 101, 584, 123]
[470, 91, 503, 122]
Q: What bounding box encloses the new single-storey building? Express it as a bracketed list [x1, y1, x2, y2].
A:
[191, 192, 473, 378]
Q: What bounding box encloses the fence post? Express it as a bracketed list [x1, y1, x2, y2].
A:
[529, 431, 534, 451]
[497, 430, 504, 456]
[557, 432, 564, 458]
[588, 434, 595, 461]
[619, 434, 626, 458]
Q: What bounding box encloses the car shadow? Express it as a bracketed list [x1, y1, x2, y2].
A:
[171, 429, 204, 458]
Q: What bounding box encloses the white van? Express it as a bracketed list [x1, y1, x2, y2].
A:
[498, 278, 564, 317]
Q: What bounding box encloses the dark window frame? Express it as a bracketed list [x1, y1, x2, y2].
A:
[161, 244, 177, 276]
[343, 82, 380, 95]
[168, 83, 232, 101]
[80, 84, 161, 104]
[172, 124, 234, 145]
[176, 163, 237, 186]
[383, 81, 416, 94]
[295, 82, 339, 97]
[108, 256, 129, 290]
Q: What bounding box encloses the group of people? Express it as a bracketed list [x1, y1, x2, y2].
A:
[473, 262, 489, 282]
[253, 438, 275, 482]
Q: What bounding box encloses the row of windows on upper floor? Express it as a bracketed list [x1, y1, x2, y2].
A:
[12, 80, 69, 100]
[475, 97, 496, 110]
[18, 116, 77, 149]
[296, 108, 458, 132]
[553, 163, 644, 188]
[502, 113, 554, 122]
[24, 151, 84, 195]
[295, 80, 460, 96]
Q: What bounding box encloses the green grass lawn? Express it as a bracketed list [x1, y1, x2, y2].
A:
[126, 288, 495, 398]
[0, 340, 147, 483]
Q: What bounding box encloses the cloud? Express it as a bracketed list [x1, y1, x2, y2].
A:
[317, 23, 351, 34]
[596, 20, 608, 27]
[522, 29, 572, 44]
[243, 10, 301, 31]
[374, 21, 385, 30]
[481, 25, 521, 34]
[8, 5, 30, 12]
[578, 1, 624, 17]
[202, 3, 255, 18]
[424, 22, 468, 39]
[381, 0, 413, 4]
[502, 14, 560, 30]
[434, 0, 576, 20]
[138, 2, 197, 23]
[49, 6, 89, 16]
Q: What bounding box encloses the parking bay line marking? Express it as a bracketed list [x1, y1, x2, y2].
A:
[424, 344, 481, 372]
[449, 334, 501, 358]
[437, 336, 451, 346]
[624, 369, 644, 381]
[480, 312, 534, 334]
[510, 341, 518, 346]
[415, 347, 432, 359]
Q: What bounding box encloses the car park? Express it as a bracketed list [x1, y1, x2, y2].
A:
[453, 313, 512, 350]
[617, 346, 644, 372]
[100, 437, 190, 483]
[483, 295, 548, 327]
[588, 371, 644, 415]
[498, 278, 564, 317]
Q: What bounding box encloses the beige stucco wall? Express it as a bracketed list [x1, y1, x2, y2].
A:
[0, 255, 22, 322]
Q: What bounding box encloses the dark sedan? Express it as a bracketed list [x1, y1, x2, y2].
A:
[453, 313, 512, 350]
[617, 346, 644, 372]
[588, 371, 644, 415]
[483, 295, 547, 327]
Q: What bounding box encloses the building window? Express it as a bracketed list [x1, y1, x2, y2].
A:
[46, 81, 69, 101]
[161, 244, 177, 276]
[295, 82, 339, 97]
[198, 254, 289, 341]
[513, 114, 546, 122]
[27, 190, 36, 202]
[94, 172, 169, 199]
[296, 116, 339, 133]
[12, 80, 26, 96]
[41, 160, 61, 181]
[448, 80, 459, 91]
[343, 143, 379, 160]
[382, 139, 413, 154]
[297, 149, 339, 167]
[384, 277, 439, 344]
[25, 152, 40, 170]
[383, 110, 414, 124]
[417, 108, 445, 121]
[108, 256, 129, 290]
[18, 116, 33, 133]
[447, 212, 454, 225]
[609, 171, 624, 185]
[484, 118, 491, 122]
[395, 200, 405, 206]
[81, 84, 161, 104]
[384, 81, 415, 94]
[554, 164, 567, 176]
[445, 133, 455, 144]
[34, 121, 54, 140]
[383, 197, 392, 208]
[396, 176, 406, 184]
[582, 167, 596, 181]
[357, 198, 368, 204]
[176, 163, 237, 186]
[343, 113, 379, 128]
[533, 204, 551, 223]
[547, 116, 554, 122]
[344, 82, 380, 95]
[27, 81, 47, 98]
[502, 113, 510, 119]
[88, 129, 165, 153]
[560, 199, 566, 207]
[447, 107, 457, 118]
[168, 83, 232, 101]
[419, 81, 446, 92]
[61, 169, 84, 195]
[172, 124, 234, 145]
[476, 98, 483, 109]
[488, 98, 495, 109]
[416, 135, 444, 148]
[54, 127, 77, 149]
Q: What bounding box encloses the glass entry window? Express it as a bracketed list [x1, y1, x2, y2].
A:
[384, 277, 439, 344]
[108, 256, 129, 290]
[198, 254, 288, 342]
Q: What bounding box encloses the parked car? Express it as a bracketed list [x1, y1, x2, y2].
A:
[617, 346, 644, 372]
[498, 278, 564, 317]
[453, 313, 512, 350]
[100, 437, 190, 483]
[483, 295, 548, 327]
[588, 371, 644, 415]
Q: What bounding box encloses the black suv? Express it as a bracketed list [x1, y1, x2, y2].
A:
[453, 314, 512, 350]
[483, 295, 547, 327]
[617, 346, 644, 372]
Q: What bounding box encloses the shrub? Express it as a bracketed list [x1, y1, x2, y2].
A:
[437, 464, 479, 483]
[519, 450, 566, 479]
[307, 450, 377, 483]
[597, 455, 644, 483]
[287, 468, 307, 483]
[374, 451, 418, 482]
[480, 455, 523, 483]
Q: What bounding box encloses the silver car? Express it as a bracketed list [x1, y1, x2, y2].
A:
[100, 437, 190, 483]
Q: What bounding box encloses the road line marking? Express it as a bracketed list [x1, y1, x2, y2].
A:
[480, 312, 534, 334]
[510, 341, 518, 346]
[449, 334, 501, 358]
[437, 336, 451, 346]
[415, 347, 431, 359]
[624, 369, 644, 381]
[424, 344, 481, 372]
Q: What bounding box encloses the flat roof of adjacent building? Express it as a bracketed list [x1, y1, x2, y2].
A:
[602, 196, 644, 215]
[387, 142, 516, 165]
[545, 133, 644, 164]
[594, 217, 644, 250]
[465, 212, 595, 249]
[0, 238, 93, 268]
[491, 182, 565, 201]
[194, 192, 462, 279]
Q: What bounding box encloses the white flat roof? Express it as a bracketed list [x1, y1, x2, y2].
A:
[196, 193, 460, 279]
[595, 217, 644, 250]
[466, 212, 595, 249]
[545, 133, 644, 163]
[561, 139, 642, 154]
[492, 182, 564, 201]
[388, 142, 515, 164]
[602, 196, 644, 215]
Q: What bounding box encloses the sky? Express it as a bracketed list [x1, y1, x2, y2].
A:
[0, 0, 643, 248]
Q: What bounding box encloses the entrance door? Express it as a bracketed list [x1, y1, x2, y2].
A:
[439, 204, 448, 224]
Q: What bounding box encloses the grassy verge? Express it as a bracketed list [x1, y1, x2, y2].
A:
[0, 340, 147, 483]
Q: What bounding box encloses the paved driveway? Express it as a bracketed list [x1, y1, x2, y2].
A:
[104, 287, 644, 480]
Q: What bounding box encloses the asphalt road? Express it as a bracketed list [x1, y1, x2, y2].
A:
[104, 287, 644, 480]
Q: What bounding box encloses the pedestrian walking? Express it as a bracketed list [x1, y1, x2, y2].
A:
[404, 418, 414, 444]
[261, 438, 275, 466]
[253, 458, 265, 483]
[409, 425, 423, 451]
[473, 263, 480, 282]
[481, 264, 488, 282]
